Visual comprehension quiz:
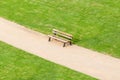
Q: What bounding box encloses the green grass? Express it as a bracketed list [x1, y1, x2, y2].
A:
[0, 41, 96, 80]
[0, 0, 120, 58]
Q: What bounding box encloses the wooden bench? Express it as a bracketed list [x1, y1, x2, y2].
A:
[48, 29, 73, 47]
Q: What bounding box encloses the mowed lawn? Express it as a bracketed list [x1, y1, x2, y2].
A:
[0, 41, 96, 80]
[0, 0, 120, 58]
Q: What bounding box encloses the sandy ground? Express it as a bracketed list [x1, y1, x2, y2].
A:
[0, 17, 120, 80]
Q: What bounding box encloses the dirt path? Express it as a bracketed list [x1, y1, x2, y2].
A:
[0, 17, 120, 80]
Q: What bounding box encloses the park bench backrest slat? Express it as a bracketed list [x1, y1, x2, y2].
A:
[52, 29, 73, 40]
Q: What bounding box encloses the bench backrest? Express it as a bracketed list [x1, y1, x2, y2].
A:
[52, 29, 73, 40]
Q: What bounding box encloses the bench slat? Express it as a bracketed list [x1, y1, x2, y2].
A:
[53, 29, 72, 39]
[48, 35, 70, 43]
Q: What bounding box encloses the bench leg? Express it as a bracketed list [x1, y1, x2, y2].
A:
[70, 42, 72, 45]
[63, 43, 66, 47]
[48, 37, 51, 42]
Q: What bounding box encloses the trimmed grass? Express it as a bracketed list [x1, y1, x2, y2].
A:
[0, 0, 120, 58]
[0, 41, 96, 80]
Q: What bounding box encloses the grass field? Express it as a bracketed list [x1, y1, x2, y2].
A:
[0, 41, 96, 80]
[0, 0, 120, 58]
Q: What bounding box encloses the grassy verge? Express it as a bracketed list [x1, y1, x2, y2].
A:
[0, 0, 120, 58]
[0, 41, 96, 80]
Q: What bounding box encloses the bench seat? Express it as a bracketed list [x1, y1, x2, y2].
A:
[48, 35, 70, 43]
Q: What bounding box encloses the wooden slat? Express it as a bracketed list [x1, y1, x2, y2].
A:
[53, 29, 72, 39]
[48, 35, 70, 43]
[53, 29, 72, 37]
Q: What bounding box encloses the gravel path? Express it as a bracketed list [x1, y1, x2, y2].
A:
[0, 17, 120, 80]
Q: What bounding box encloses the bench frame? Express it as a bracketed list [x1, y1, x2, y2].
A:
[48, 29, 73, 47]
